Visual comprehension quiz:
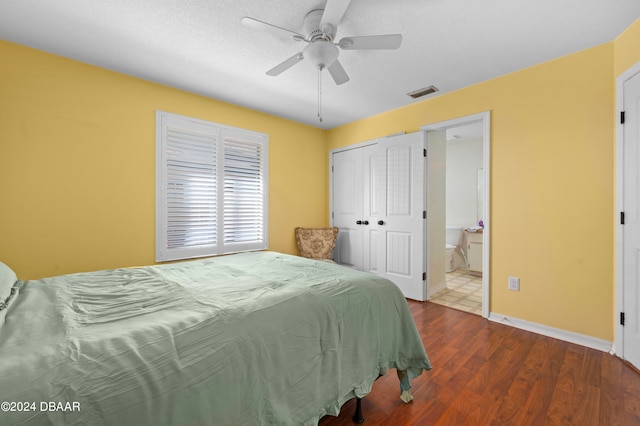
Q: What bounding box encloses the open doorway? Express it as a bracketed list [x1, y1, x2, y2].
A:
[422, 112, 490, 318]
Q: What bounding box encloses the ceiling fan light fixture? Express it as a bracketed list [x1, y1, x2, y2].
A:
[304, 41, 339, 69]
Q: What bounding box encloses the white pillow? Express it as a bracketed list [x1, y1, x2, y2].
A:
[0, 261, 18, 306]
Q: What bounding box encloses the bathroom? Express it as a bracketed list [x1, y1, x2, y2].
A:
[430, 121, 484, 314]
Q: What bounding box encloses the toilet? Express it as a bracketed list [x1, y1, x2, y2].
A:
[445, 226, 463, 273]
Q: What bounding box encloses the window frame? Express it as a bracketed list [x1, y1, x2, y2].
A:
[156, 110, 268, 262]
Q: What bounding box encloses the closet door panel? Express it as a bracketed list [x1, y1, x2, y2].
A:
[377, 133, 426, 301]
[367, 229, 380, 273]
[332, 148, 364, 269]
[387, 144, 412, 216]
[386, 231, 412, 276]
[363, 145, 385, 273]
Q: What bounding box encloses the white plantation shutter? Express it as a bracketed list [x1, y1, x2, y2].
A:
[222, 130, 266, 249]
[156, 112, 268, 261]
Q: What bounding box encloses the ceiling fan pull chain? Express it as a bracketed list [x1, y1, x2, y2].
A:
[317, 67, 323, 123]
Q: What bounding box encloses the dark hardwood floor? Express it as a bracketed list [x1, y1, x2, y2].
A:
[319, 301, 640, 425]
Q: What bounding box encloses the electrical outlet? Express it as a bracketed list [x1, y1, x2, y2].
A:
[508, 276, 520, 291]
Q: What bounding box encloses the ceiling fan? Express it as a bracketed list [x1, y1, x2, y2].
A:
[240, 0, 403, 86]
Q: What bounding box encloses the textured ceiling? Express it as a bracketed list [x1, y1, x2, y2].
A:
[1, 0, 639, 129]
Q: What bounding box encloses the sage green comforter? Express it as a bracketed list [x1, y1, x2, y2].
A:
[0, 251, 430, 425]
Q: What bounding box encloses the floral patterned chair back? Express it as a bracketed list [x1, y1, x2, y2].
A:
[294, 227, 339, 260]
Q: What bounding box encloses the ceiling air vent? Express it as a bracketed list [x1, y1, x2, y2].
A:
[407, 85, 439, 99]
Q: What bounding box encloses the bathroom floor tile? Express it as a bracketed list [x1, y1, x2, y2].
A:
[429, 270, 483, 316]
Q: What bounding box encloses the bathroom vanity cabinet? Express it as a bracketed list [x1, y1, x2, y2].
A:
[466, 230, 483, 276]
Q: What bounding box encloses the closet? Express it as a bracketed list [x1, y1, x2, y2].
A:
[331, 132, 427, 300]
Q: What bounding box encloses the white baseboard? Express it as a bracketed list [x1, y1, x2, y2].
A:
[488, 312, 614, 353]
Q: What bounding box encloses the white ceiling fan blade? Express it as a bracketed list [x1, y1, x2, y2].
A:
[339, 34, 403, 50]
[320, 0, 352, 31]
[327, 60, 350, 85]
[266, 53, 304, 76]
[240, 17, 304, 41]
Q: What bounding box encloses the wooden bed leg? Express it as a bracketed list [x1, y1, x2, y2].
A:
[352, 397, 364, 424]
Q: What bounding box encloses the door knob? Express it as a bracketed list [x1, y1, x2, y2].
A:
[377, 220, 384, 225]
[363, 220, 369, 225]
[356, 220, 362, 225]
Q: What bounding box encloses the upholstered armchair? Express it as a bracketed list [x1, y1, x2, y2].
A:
[294, 227, 339, 260]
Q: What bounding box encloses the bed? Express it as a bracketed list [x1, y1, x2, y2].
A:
[0, 251, 431, 425]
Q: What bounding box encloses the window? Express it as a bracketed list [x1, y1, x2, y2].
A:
[156, 111, 268, 262]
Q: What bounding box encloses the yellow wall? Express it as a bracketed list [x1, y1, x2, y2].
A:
[614, 17, 640, 77]
[327, 43, 615, 341]
[2, 16, 639, 341]
[0, 40, 328, 279]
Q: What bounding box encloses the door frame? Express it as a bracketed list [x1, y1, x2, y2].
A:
[421, 111, 491, 319]
[615, 60, 640, 359]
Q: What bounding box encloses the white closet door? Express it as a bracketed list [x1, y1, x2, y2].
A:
[370, 132, 426, 301]
[331, 133, 426, 300]
[332, 147, 365, 269]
